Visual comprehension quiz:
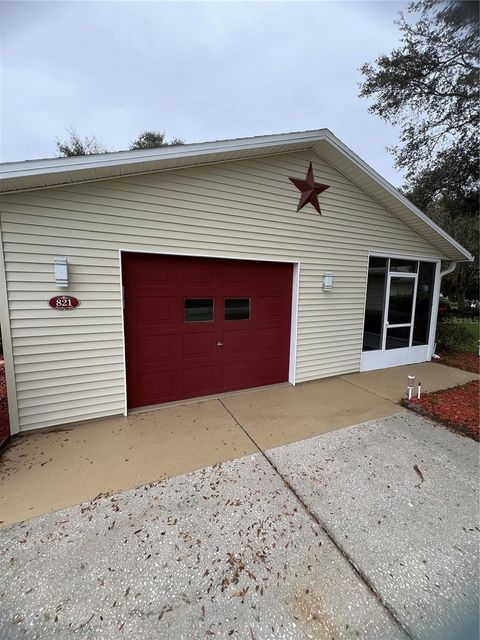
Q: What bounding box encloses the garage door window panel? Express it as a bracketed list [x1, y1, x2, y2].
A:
[184, 299, 214, 322]
[224, 299, 250, 321]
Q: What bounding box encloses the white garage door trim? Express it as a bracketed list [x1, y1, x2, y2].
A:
[118, 249, 300, 416]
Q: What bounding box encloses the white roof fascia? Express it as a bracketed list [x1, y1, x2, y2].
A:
[319, 132, 473, 263]
[0, 129, 330, 180]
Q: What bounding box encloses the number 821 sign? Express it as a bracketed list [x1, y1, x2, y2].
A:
[48, 295, 80, 310]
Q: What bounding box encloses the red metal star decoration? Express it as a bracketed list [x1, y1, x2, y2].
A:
[289, 162, 329, 215]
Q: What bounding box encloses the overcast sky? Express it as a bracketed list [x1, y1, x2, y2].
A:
[1, 1, 409, 185]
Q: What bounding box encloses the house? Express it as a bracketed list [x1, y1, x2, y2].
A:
[0, 129, 472, 436]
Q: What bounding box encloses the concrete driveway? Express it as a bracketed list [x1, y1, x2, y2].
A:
[1, 362, 476, 527]
[1, 411, 479, 640]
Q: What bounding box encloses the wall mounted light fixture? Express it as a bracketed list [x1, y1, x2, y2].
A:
[54, 257, 68, 287]
[323, 272, 333, 290]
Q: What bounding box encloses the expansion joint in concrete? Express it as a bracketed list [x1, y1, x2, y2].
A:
[217, 398, 415, 640]
[339, 376, 400, 405]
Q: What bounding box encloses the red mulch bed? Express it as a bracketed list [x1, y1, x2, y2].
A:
[0, 361, 9, 446]
[436, 351, 479, 374]
[404, 380, 479, 441]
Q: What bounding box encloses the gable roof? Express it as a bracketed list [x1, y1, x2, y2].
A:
[0, 129, 472, 262]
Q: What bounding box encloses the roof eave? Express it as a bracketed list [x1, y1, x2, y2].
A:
[313, 133, 473, 263]
[0, 129, 330, 180]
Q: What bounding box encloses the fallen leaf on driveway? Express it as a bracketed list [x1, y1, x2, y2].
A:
[414, 464, 424, 487]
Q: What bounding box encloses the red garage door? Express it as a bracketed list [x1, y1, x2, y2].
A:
[122, 253, 293, 409]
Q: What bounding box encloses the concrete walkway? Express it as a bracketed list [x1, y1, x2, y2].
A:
[0, 362, 477, 527]
[340, 361, 477, 402]
[0, 412, 478, 640]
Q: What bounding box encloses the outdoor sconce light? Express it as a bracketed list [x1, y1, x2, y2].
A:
[54, 256, 68, 287]
[323, 272, 333, 290]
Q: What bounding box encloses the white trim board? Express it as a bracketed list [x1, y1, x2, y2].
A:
[0, 218, 20, 434]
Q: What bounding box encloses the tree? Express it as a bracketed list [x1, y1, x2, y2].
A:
[55, 127, 107, 157]
[360, 0, 479, 182]
[56, 129, 184, 157]
[405, 146, 479, 306]
[130, 131, 184, 150]
[360, 0, 479, 308]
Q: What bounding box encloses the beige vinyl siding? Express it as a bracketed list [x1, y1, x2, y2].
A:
[0, 150, 446, 432]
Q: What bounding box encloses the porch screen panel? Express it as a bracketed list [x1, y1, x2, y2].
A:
[412, 262, 435, 345]
[387, 277, 415, 325]
[362, 257, 387, 351]
[385, 326, 410, 349]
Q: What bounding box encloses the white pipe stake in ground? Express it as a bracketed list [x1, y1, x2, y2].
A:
[417, 383, 422, 399]
[407, 374, 415, 400]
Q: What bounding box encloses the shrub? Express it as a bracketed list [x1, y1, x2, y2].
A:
[439, 307, 479, 321]
[436, 321, 478, 353]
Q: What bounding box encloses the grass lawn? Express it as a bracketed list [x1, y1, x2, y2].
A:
[461, 320, 480, 353]
[437, 318, 479, 354]
[435, 318, 479, 373]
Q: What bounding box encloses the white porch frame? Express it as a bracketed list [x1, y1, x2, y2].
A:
[118, 249, 301, 417]
[360, 252, 441, 372]
[0, 220, 20, 435]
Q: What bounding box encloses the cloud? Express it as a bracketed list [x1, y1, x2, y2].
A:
[0, 0, 407, 184]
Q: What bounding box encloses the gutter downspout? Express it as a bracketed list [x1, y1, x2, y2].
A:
[432, 261, 457, 358]
[440, 261, 456, 279]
